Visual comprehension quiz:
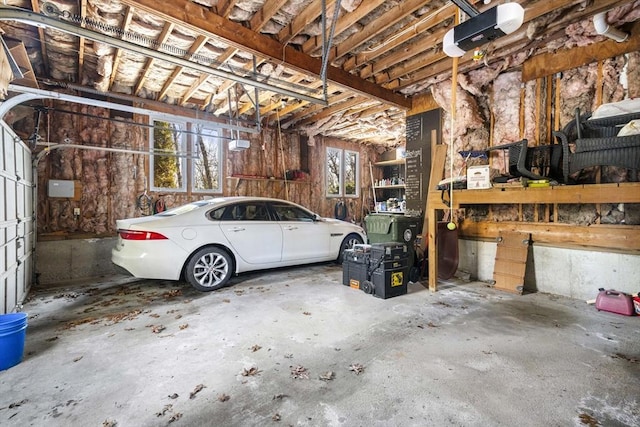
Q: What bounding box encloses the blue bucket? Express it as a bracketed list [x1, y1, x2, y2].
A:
[0, 313, 28, 331]
[0, 313, 28, 371]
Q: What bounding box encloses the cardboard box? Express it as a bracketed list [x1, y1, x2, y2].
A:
[467, 165, 491, 189]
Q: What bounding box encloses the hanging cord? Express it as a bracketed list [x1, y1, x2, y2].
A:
[319, 0, 342, 101]
[447, 11, 460, 231]
[276, 108, 289, 200]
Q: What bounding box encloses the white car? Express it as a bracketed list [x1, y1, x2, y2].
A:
[112, 197, 366, 291]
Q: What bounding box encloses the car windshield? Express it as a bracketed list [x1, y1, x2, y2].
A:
[155, 200, 214, 217]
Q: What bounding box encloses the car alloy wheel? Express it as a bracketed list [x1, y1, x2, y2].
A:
[185, 247, 233, 291]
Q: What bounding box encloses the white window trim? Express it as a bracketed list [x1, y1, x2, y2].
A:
[326, 147, 360, 198]
[150, 118, 187, 192]
[191, 126, 223, 194]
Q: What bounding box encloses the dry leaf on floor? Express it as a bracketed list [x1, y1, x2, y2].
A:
[250, 344, 262, 352]
[217, 393, 230, 402]
[179, 324, 188, 330]
[319, 371, 334, 381]
[189, 384, 205, 399]
[241, 367, 261, 377]
[151, 325, 166, 334]
[168, 413, 182, 423]
[163, 289, 182, 298]
[156, 404, 172, 417]
[290, 365, 309, 379]
[349, 363, 365, 375]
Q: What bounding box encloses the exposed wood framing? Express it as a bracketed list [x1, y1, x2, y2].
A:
[522, 18, 640, 81]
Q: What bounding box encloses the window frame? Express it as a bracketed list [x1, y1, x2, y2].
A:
[150, 118, 187, 192]
[149, 117, 224, 194]
[191, 125, 223, 194]
[325, 147, 359, 198]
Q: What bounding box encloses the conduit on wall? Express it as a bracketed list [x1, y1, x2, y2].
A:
[2, 84, 260, 135]
[593, 12, 629, 43]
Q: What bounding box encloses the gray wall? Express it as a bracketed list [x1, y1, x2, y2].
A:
[458, 239, 640, 301]
[35, 238, 119, 285]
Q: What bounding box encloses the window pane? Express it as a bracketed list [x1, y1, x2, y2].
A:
[152, 120, 185, 190]
[192, 125, 221, 192]
[344, 150, 359, 196]
[326, 147, 341, 196]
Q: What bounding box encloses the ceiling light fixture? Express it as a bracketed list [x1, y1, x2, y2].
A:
[443, 2, 525, 58]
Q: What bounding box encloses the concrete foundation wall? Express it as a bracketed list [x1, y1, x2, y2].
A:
[35, 237, 640, 301]
[458, 239, 640, 301]
[36, 238, 119, 285]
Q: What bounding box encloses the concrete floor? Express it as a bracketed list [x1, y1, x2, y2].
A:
[1, 264, 639, 427]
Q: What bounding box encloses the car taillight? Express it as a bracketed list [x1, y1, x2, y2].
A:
[118, 229, 168, 240]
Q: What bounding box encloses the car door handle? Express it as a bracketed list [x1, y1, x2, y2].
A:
[283, 226, 298, 230]
[228, 227, 245, 232]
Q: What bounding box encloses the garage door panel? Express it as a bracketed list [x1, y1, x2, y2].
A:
[1, 123, 33, 314]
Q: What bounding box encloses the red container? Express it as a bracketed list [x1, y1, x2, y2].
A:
[595, 289, 635, 316]
[633, 296, 640, 315]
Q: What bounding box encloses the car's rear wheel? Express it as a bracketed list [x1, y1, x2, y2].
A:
[185, 247, 233, 291]
[338, 234, 364, 264]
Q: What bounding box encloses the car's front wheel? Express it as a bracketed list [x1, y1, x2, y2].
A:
[185, 246, 233, 291]
[337, 234, 364, 264]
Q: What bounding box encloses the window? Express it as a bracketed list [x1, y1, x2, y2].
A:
[326, 147, 359, 197]
[150, 118, 223, 194]
[272, 201, 316, 222]
[192, 125, 222, 193]
[151, 120, 186, 191]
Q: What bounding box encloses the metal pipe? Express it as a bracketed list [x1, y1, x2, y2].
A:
[5, 84, 259, 135]
[593, 11, 629, 43]
[0, 5, 328, 106]
[34, 142, 195, 167]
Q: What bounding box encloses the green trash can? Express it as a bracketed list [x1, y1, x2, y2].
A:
[364, 213, 422, 266]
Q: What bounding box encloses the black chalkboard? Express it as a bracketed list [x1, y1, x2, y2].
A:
[405, 109, 441, 215]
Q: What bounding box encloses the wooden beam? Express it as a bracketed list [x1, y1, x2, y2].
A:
[302, 0, 386, 55]
[77, 0, 87, 84]
[30, 0, 49, 76]
[109, 6, 134, 89]
[278, 0, 336, 44]
[343, 3, 455, 72]
[428, 182, 640, 207]
[522, 20, 640, 81]
[409, 93, 439, 116]
[361, 28, 448, 81]
[329, 0, 427, 63]
[134, 22, 174, 96]
[250, 0, 290, 31]
[216, 0, 237, 18]
[294, 96, 365, 127]
[157, 35, 208, 101]
[122, 0, 410, 109]
[459, 221, 640, 254]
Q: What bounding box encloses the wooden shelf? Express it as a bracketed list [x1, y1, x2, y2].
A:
[426, 181, 640, 293]
[227, 176, 310, 184]
[429, 182, 640, 208]
[374, 159, 405, 166]
[374, 184, 405, 189]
